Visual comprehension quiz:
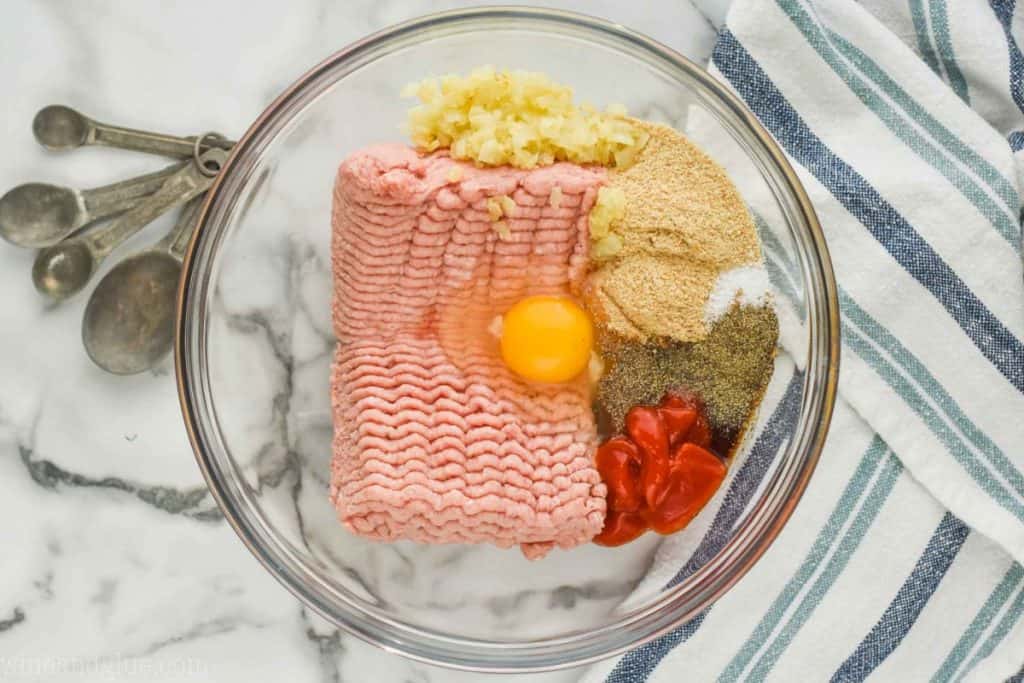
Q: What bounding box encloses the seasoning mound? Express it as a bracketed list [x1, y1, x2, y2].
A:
[590, 256, 719, 342]
[595, 305, 779, 448]
[585, 120, 762, 343]
[403, 66, 649, 168]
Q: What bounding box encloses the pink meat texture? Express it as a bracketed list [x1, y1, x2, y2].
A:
[330, 144, 608, 559]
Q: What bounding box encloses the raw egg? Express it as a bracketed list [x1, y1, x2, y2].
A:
[500, 295, 593, 383]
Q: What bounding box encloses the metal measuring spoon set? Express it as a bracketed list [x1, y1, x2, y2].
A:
[0, 105, 234, 374]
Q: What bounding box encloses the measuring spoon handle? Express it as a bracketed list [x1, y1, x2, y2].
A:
[85, 148, 228, 260]
[78, 161, 187, 221]
[88, 118, 235, 158]
[159, 195, 205, 259]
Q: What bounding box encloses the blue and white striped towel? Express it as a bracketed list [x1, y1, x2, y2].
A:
[583, 0, 1024, 680]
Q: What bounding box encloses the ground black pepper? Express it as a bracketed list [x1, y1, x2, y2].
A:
[595, 304, 778, 453]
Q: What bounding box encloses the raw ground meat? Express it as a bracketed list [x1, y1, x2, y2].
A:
[330, 144, 607, 558]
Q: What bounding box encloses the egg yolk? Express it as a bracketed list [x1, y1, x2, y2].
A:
[500, 295, 594, 383]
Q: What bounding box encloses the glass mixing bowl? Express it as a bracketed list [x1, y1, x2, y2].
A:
[175, 6, 839, 672]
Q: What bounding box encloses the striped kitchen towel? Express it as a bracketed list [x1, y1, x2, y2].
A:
[583, 0, 1024, 680]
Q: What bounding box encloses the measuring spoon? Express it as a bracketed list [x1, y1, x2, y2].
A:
[33, 105, 235, 158]
[0, 162, 186, 247]
[82, 196, 204, 374]
[32, 147, 227, 302]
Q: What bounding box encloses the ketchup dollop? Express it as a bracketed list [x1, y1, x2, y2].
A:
[594, 393, 726, 546]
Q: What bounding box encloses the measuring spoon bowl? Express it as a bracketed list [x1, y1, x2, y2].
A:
[0, 183, 81, 247]
[81, 196, 204, 374]
[82, 250, 181, 374]
[32, 240, 96, 301]
[32, 105, 90, 150]
[0, 162, 185, 248]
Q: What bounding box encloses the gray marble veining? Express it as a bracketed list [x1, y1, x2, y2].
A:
[0, 1, 728, 681]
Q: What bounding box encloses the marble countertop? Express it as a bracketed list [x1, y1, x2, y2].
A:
[0, 1, 729, 680]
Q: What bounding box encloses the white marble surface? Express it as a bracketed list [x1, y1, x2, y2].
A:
[0, 2, 729, 681]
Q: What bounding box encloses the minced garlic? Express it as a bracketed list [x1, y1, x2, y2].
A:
[588, 350, 606, 385]
[403, 66, 649, 169]
[550, 186, 563, 208]
[498, 195, 516, 216]
[486, 197, 504, 221]
[487, 195, 515, 221]
[488, 314, 504, 339]
[592, 234, 624, 260]
[589, 186, 626, 258]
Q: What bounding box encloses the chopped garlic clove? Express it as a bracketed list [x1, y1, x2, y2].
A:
[589, 186, 626, 240]
[404, 68, 648, 168]
[592, 234, 623, 259]
[588, 351, 606, 384]
[499, 195, 516, 216]
[550, 186, 563, 208]
[486, 198, 504, 221]
[488, 314, 504, 339]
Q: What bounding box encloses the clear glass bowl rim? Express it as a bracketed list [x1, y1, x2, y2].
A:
[174, 5, 840, 673]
